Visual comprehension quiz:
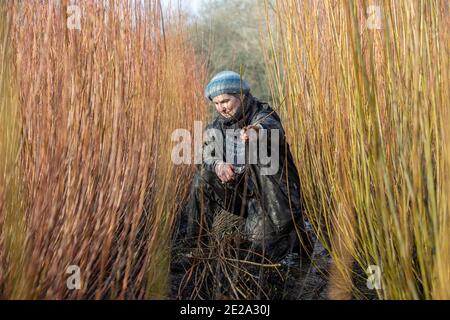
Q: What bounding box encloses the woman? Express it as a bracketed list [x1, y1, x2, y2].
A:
[181, 71, 313, 262]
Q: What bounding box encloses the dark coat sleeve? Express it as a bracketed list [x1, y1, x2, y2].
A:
[245, 105, 303, 239]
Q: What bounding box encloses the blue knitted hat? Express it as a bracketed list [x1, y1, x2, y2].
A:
[205, 71, 251, 101]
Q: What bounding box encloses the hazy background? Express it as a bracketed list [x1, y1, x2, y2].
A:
[165, 0, 272, 103]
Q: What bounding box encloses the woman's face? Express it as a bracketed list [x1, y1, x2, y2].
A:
[212, 94, 242, 118]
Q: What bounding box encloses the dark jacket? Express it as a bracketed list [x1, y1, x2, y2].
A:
[201, 95, 305, 255]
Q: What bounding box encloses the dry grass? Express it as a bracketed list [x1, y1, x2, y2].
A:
[265, 0, 449, 299]
[176, 208, 283, 300]
[0, 0, 207, 299]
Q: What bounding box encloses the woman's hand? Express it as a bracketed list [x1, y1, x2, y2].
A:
[215, 161, 235, 183]
[240, 124, 261, 141]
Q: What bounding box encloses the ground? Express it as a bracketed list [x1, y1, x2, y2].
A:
[169, 208, 378, 300]
[169, 239, 332, 300]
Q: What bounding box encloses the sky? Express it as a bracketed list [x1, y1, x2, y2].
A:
[161, 0, 204, 15]
[188, 0, 202, 14]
